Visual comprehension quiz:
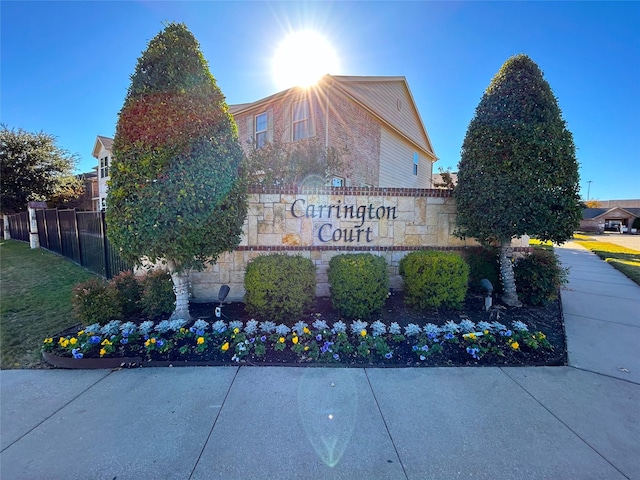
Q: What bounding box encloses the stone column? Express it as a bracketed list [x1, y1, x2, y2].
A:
[27, 201, 46, 249]
[3, 215, 10, 240]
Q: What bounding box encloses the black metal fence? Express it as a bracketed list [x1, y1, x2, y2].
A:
[7, 209, 131, 279]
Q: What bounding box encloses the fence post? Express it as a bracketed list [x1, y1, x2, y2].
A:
[3, 215, 10, 240]
[27, 201, 46, 249]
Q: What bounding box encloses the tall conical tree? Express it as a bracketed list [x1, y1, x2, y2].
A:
[455, 54, 581, 306]
[106, 23, 247, 320]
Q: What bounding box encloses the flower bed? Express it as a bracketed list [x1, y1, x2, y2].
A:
[42, 315, 559, 369]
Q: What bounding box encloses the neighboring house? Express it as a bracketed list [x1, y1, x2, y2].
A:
[230, 75, 437, 188]
[92, 75, 438, 207]
[430, 171, 458, 189]
[581, 206, 640, 233]
[76, 171, 99, 211]
[92, 135, 113, 211]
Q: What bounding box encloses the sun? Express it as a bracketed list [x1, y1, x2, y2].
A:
[272, 30, 340, 90]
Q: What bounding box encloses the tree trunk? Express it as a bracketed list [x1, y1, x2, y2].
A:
[167, 260, 192, 321]
[499, 240, 522, 307]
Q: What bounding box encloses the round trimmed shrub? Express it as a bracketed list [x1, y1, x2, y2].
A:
[139, 270, 175, 319]
[110, 271, 143, 318]
[514, 249, 567, 306]
[399, 251, 470, 310]
[244, 254, 316, 322]
[328, 253, 389, 319]
[71, 278, 120, 325]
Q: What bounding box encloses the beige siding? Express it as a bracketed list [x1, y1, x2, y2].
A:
[337, 79, 435, 159]
[379, 129, 432, 188]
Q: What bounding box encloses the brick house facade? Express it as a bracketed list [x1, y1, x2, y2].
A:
[230, 75, 437, 188]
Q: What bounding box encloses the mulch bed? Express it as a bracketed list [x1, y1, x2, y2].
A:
[43, 291, 567, 368]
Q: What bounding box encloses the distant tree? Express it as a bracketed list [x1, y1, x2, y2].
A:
[454, 54, 581, 306]
[244, 136, 345, 187]
[0, 125, 82, 214]
[106, 23, 248, 321]
[432, 166, 456, 189]
[583, 199, 601, 208]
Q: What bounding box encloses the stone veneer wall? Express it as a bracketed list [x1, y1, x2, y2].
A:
[189, 186, 530, 302]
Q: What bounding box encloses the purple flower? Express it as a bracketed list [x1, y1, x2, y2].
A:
[384, 352, 393, 359]
[89, 336, 101, 344]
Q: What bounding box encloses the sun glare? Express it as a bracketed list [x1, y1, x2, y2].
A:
[272, 30, 340, 90]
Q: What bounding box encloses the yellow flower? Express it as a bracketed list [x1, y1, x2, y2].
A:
[151, 338, 156, 344]
[99, 348, 106, 356]
[101, 339, 112, 346]
[511, 342, 520, 350]
[58, 337, 65, 345]
[180, 328, 187, 334]
[360, 329, 367, 337]
[43, 338, 53, 344]
[292, 336, 299, 344]
[233, 328, 240, 334]
[197, 337, 205, 345]
[466, 333, 477, 341]
[144, 339, 151, 347]
[77, 330, 84, 336]
[484, 330, 489, 335]
[69, 338, 77, 345]
[303, 327, 310, 334]
[60, 339, 69, 348]
[304, 346, 309, 351]
[279, 337, 285, 343]
[221, 342, 230, 351]
[537, 332, 546, 339]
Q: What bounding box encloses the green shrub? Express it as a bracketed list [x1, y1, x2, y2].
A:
[328, 253, 389, 319]
[110, 271, 143, 318]
[632, 217, 640, 230]
[399, 251, 470, 310]
[71, 278, 120, 325]
[244, 254, 316, 322]
[464, 247, 502, 294]
[139, 270, 175, 319]
[514, 249, 568, 306]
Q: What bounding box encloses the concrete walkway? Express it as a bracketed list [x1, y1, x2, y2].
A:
[1, 243, 639, 480]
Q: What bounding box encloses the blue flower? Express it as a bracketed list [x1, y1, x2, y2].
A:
[249, 337, 256, 343]
[384, 352, 393, 359]
[196, 329, 204, 336]
[120, 338, 128, 345]
[333, 353, 340, 360]
[189, 327, 196, 333]
[412, 345, 419, 351]
[157, 339, 165, 347]
[419, 355, 426, 361]
[260, 335, 267, 342]
[421, 345, 429, 352]
[427, 332, 437, 340]
[316, 334, 323, 341]
[144, 334, 149, 341]
[89, 336, 101, 344]
[72, 348, 83, 359]
[466, 347, 480, 359]
[444, 332, 454, 340]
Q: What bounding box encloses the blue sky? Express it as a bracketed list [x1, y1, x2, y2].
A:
[2, 1, 639, 201]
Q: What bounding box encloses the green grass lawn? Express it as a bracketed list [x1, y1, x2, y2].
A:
[1, 240, 98, 368]
[572, 239, 640, 286]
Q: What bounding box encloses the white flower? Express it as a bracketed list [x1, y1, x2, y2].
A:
[389, 322, 402, 335]
[275, 324, 291, 336]
[101, 320, 122, 336]
[371, 321, 387, 337]
[211, 320, 227, 334]
[138, 321, 155, 335]
[350, 320, 368, 335]
[332, 321, 347, 334]
[292, 321, 308, 336]
[512, 320, 529, 332]
[459, 319, 476, 333]
[244, 319, 259, 336]
[260, 321, 276, 334]
[312, 319, 329, 331]
[404, 324, 422, 337]
[229, 320, 243, 331]
[423, 323, 442, 336]
[442, 321, 460, 334]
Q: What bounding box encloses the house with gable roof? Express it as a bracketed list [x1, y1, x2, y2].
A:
[581, 205, 640, 233]
[92, 135, 113, 210]
[230, 74, 437, 188]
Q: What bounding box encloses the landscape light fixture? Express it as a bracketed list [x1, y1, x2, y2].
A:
[479, 278, 493, 311]
[215, 285, 230, 318]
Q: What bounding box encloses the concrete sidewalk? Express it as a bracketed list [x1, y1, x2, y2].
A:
[1, 242, 639, 480]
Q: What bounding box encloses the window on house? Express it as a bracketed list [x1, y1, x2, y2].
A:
[255, 113, 268, 148]
[100, 156, 109, 178]
[292, 100, 310, 141]
[331, 177, 344, 187]
[413, 152, 419, 176]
